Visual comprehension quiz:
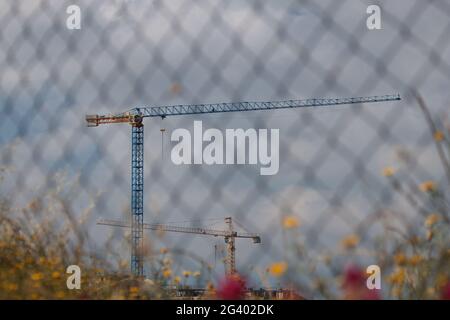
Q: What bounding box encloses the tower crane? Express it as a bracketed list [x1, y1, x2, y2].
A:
[97, 217, 260, 276]
[86, 94, 401, 276]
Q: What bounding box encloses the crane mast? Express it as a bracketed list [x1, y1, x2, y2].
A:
[87, 94, 401, 276]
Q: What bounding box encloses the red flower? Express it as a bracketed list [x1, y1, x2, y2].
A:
[343, 264, 365, 290]
[342, 264, 380, 300]
[216, 275, 246, 300]
[441, 282, 450, 300]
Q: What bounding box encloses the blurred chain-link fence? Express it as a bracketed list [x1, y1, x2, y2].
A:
[1, 0, 450, 299]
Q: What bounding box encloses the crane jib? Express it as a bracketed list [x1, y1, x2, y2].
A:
[133, 94, 401, 118]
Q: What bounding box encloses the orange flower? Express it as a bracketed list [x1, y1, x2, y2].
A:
[31, 272, 43, 281]
[434, 131, 444, 142]
[283, 216, 300, 229]
[394, 253, 407, 266]
[269, 262, 288, 277]
[129, 286, 139, 294]
[408, 255, 423, 266]
[341, 235, 360, 250]
[388, 268, 406, 285]
[382, 167, 395, 177]
[419, 181, 436, 193]
[162, 269, 172, 278]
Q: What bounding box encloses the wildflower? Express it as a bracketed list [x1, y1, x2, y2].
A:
[182, 270, 192, 278]
[408, 255, 423, 266]
[31, 272, 43, 281]
[129, 286, 139, 294]
[162, 269, 172, 278]
[441, 282, 450, 300]
[343, 265, 364, 286]
[388, 268, 406, 285]
[174, 276, 181, 284]
[425, 213, 440, 228]
[51, 271, 61, 279]
[382, 167, 395, 177]
[5, 283, 18, 291]
[269, 262, 288, 277]
[216, 275, 246, 300]
[283, 216, 300, 229]
[434, 130, 444, 142]
[193, 271, 201, 277]
[342, 264, 380, 300]
[341, 234, 359, 250]
[55, 291, 65, 299]
[394, 253, 407, 266]
[419, 181, 436, 193]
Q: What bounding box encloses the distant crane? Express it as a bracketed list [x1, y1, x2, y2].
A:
[86, 94, 401, 276]
[97, 217, 261, 276]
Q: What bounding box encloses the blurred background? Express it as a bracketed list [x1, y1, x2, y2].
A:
[0, 0, 449, 299]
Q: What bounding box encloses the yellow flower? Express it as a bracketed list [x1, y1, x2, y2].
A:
[51, 271, 61, 279]
[382, 167, 395, 177]
[419, 181, 436, 193]
[182, 270, 191, 278]
[55, 291, 65, 299]
[31, 272, 43, 281]
[31, 293, 39, 300]
[129, 286, 139, 294]
[174, 276, 181, 284]
[283, 216, 300, 229]
[341, 234, 359, 249]
[434, 131, 444, 142]
[425, 213, 440, 228]
[408, 255, 423, 266]
[389, 268, 406, 285]
[268, 262, 288, 277]
[394, 253, 407, 266]
[162, 269, 172, 278]
[5, 283, 18, 291]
